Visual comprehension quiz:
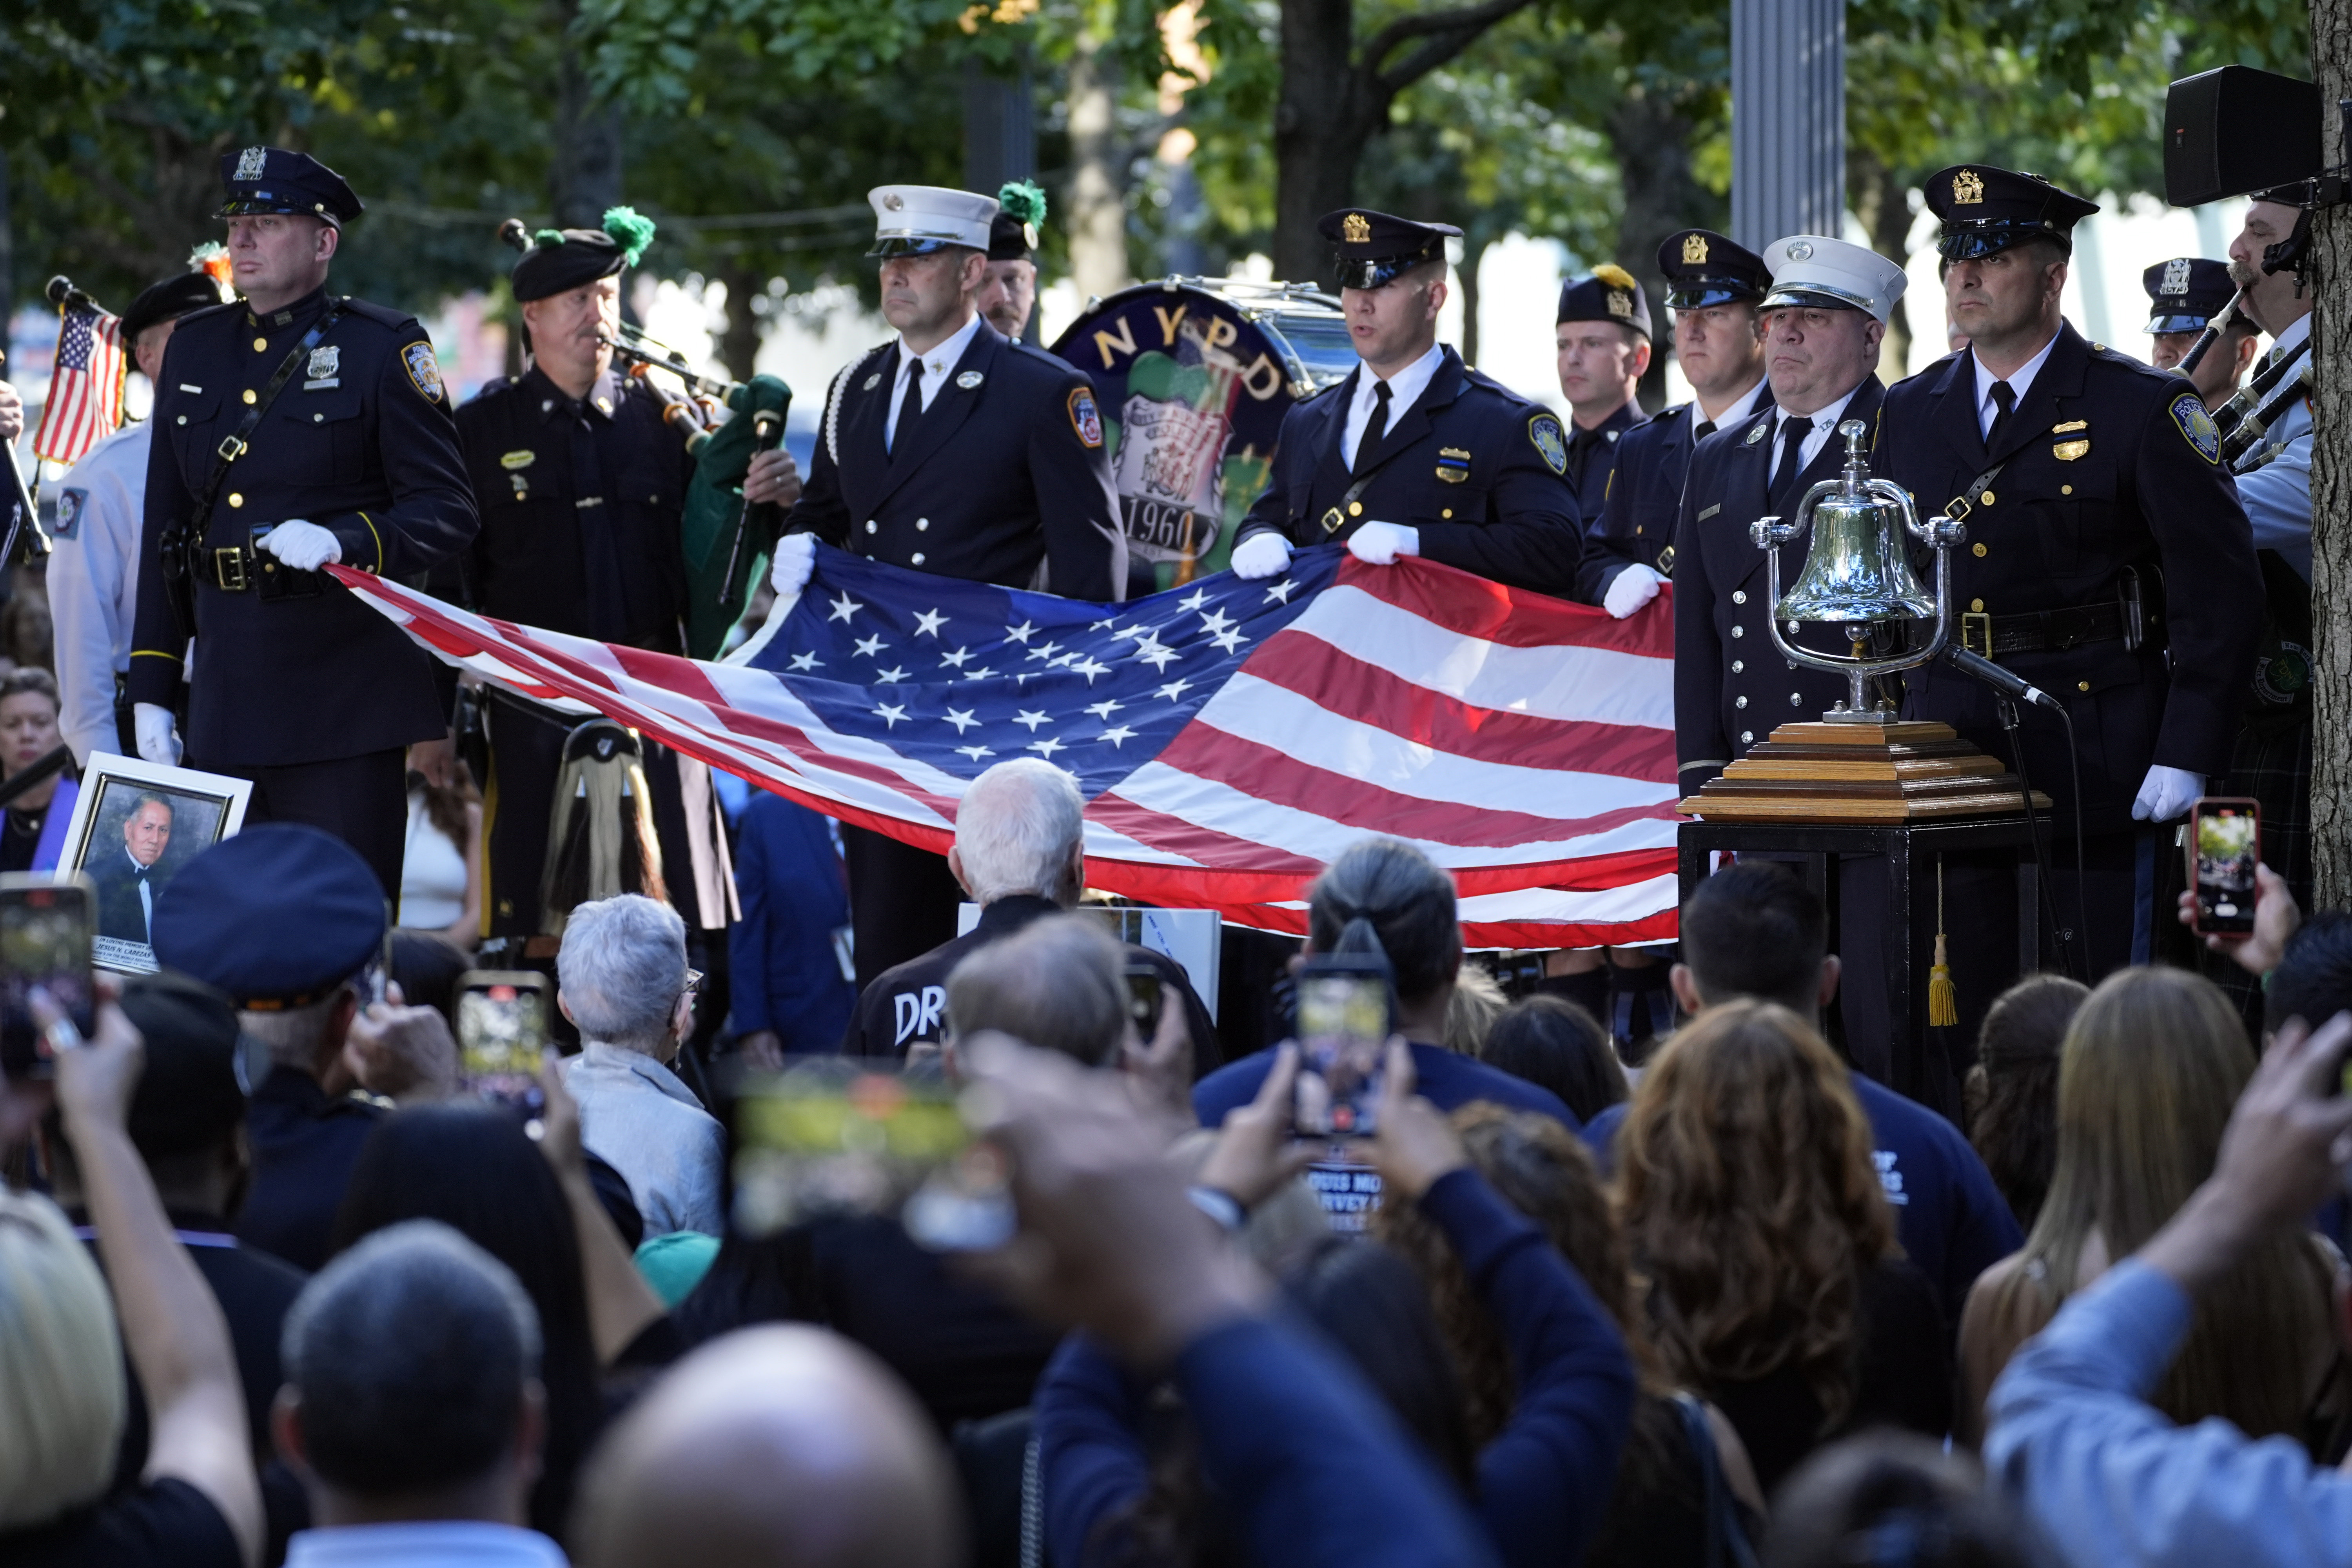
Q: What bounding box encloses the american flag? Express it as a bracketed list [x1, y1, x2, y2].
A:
[328, 545, 1681, 948]
[31, 301, 127, 467]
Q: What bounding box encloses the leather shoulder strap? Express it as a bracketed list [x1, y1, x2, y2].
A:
[192, 303, 344, 519]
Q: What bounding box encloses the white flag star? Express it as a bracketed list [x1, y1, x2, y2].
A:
[1100, 724, 1137, 748]
[1198, 608, 1236, 635]
[1070, 656, 1112, 683]
[1154, 678, 1193, 702]
[1012, 709, 1051, 732]
[1027, 736, 1067, 757]
[1176, 588, 1210, 612]
[788, 651, 824, 671]
[912, 608, 948, 638]
[1133, 639, 1180, 672]
[955, 744, 996, 760]
[853, 633, 887, 658]
[1004, 619, 1038, 644]
[873, 665, 911, 684]
[1116, 623, 1154, 642]
[873, 702, 909, 729]
[1024, 640, 1062, 662]
[961, 666, 996, 681]
[938, 646, 972, 668]
[1049, 650, 1082, 668]
[828, 590, 864, 623]
[1090, 617, 1117, 631]
[1208, 627, 1246, 655]
[1263, 578, 1299, 604]
[943, 708, 981, 733]
[1084, 698, 1125, 719]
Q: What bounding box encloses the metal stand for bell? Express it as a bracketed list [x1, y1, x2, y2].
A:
[1678, 421, 2050, 824]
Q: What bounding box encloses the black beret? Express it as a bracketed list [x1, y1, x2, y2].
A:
[989, 181, 1046, 262]
[503, 207, 657, 303]
[216, 146, 363, 229]
[1318, 209, 1460, 290]
[2143, 257, 2236, 334]
[118, 971, 246, 1158]
[1924, 165, 2098, 261]
[1657, 229, 1770, 311]
[151, 824, 386, 1010]
[1557, 265, 1651, 337]
[120, 273, 230, 346]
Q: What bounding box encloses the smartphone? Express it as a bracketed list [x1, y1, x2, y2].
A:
[1122, 964, 1164, 1035]
[454, 970, 550, 1118]
[0, 875, 97, 1079]
[1292, 955, 1396, 1138]
[732, 1058, 1013, 1251]
[2188, 797, 2261, 937]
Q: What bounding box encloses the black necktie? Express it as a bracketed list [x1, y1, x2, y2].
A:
[1768, 416, 1811, 515]
[1984, 379, 2016, 453]
[1693, 419, 1716, 441]
[892, 357, 927, 456]
[1355, 379, 1392, 474]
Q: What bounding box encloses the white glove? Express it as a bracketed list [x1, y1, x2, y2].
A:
[770, 532, 817, 597]
[134, 703, 182, 766]
[2132, 764, 2203, 823]
[258, 519, 341, 571]
[1346, 521, 1419, 566]
[1602, 564, 1666, 619]
[1229, 532, 1293, 581]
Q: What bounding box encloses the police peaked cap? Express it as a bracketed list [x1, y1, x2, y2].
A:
[2142, 257, 2236, 334]
[1557, 264, 1652, 337]
[1925, 165, 2099, 261]
[502, 208, 657, 303]
[151, 824, 387, 1011]
[1657, 229, 1770, 311]
[216, 146, 363, 229]
[120, 272, 230, 345]
[989, 181, 1047, 261]
[1318, 209, 1460, 290]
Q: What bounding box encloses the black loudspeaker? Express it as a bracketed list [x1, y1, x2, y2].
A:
[2165, 65, 2324, 207]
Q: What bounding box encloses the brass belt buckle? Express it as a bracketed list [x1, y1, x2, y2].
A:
[1653, 543, 1675, 576]
[216, 435, 248, 463]
[1960, 610, 1992, 658]
[213, 546, 249, 592]
[1320, 506, 1345, 535]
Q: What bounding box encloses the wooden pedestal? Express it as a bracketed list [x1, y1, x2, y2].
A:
[1677, 720, 2052, 824]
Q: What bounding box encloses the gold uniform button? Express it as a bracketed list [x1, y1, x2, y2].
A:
[1979, 490, 1994, 506]
[1440, 508, 1452, 519]
[2077, 680, 2091, 692]
[2061, 484, 2073, 495]
[1348, 502, 1363, 518]
[1970, 598, 1984, 612]
[253, 337, 268, 352]
[1971, 542, 1987, 557]
[227, 493, 244, 508]
[242, 389, 257, 405]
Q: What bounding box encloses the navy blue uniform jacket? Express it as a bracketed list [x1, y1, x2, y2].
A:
[129, 287, 477, 766]
[728, 793, 855, 1054]
[786, 325, 1127, 601]
[1879, 325, 2265, 830]
[1233, 348, 1586, 599]
[1578, 399, 1703, 603]
[1563, 397, 1645, 528]
[1671, 377, 1888, 787]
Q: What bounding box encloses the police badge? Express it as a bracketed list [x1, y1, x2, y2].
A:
[2161, 257, 2192, 297]
[1342, 213, 1372, 245]
[1528, 414, 1568, 476]
[235, 146, 269, 183]
[2169, 392, 2220, 464]
[1952, 168, 1985, 205]
[403, 342, 445, 404]
[304, 344, 340, 389]
[1682, 232, 1710, 266]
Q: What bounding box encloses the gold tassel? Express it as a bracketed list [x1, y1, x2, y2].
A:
[1928, 857, 1958, 1027]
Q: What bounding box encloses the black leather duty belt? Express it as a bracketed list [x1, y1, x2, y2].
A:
[211, 544, 261, 591]
[1959, 600, 2129, 658]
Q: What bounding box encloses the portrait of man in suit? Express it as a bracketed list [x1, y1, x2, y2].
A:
[89, 791, 176, 946]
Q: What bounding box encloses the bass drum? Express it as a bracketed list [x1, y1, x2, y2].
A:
[1051, 278, 1354, 584]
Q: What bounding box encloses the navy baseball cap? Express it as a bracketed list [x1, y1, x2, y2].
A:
[1319, 209, 1460, 290]
[151, 825, 387, 1011]
[217, 145, 364, 229]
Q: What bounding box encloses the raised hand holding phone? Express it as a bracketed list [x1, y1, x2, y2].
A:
[1365, 1039, 1466, 1203]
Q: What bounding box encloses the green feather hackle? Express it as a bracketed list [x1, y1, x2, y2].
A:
[534, 229, 567, 249]
[602, 205, 657, 267]
[996, 180, 1047, 228]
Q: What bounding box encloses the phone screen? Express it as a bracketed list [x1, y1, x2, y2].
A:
[1294, 972, 1390, 1138]
[0, 877, 96, 1078]
[733, 1060, 1013, 1251]
[2191, 799, 2260, 936]
[454, 970, 549, 1118]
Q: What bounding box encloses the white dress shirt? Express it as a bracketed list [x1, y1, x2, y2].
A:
[1693, 377, 1769, 438]
[48, 419, 152, 765]
[1972, 328, 2061, 437]
[884, 311, 988, 453]
[1769, 383, 1864, 480]
[2233, 311, 2314, 580]
[1340, 342, 1446, 470]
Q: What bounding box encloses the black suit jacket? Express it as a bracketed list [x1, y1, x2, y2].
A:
[1878, 325, 2265, 828]
[1234, 347, 1585, 598]
[87, 849, 160, 945]
[786, 324, 1127, 601]
[1672, 377, 1889, 786]
[1563, 397, 1647, 521]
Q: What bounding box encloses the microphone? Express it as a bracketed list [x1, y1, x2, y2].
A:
[1942, 645, 2062, 712]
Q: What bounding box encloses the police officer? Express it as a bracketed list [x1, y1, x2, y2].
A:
[1673, 234, 1907, 790]
[1554, 265, 1651, 517]
[128, 148, 477, 897]
[52, 263, 232, 762]
[2145, 256, 2259, 407]
[1882, 165, 2265, 983]
[976, 180, 1045, 342]
[1581, 229, 1772, 616]
[1229, 209, 1583, 598]
[452, 209, 735, 944]
[769, 183, 1128, 989]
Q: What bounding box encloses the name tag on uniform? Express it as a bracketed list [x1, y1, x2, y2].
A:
[1435, 447, 1471, 485]
[302, 379, 340, 391]
[1697, 503, 1722, 521]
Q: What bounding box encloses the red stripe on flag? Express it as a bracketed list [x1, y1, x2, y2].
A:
[1336, 554, 1675, 658]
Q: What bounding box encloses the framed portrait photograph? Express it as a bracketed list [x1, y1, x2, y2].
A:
[56, 755, 254, 974]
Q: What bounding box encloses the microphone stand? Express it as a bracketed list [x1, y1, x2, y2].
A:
[1944, 649, 2088, 981]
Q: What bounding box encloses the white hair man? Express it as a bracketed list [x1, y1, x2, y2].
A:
[841, 758, 1219, 1068]
[558, 894, 723, 1237]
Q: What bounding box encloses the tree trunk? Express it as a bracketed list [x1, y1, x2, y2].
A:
[554, 0, 624, 228]
[1607, 86, 1713, 412]
[2310, 0, 2351, 910]
[717, 260, 763, 384]
[1274, 0, 1385, 285]
[1066, 27, 1130, 301]
[1849, 148, 1915, 376]
[1458, 233, 1485, 368]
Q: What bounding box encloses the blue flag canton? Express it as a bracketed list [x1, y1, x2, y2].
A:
[756, 544, 1344, 791]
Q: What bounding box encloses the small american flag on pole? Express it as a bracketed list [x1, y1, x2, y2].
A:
[329, 545, 1681, 948]
[31, 298, 127, 467]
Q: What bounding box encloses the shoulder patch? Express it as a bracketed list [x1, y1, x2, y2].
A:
[2169, 392, 2220, 464]
[403, 341, 446, 404]
[1068, 387, 1104, 449]
[53, 488, 86, 541]
[1528, 412, 1568, 475]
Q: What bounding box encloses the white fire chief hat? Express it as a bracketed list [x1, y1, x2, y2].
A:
[867, 185, 1002, 258]
[1759, 234, 1908, 324]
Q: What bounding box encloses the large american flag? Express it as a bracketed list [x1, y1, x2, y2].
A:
[329, 545, 1680, 948]
[31, 299, 127, 467]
